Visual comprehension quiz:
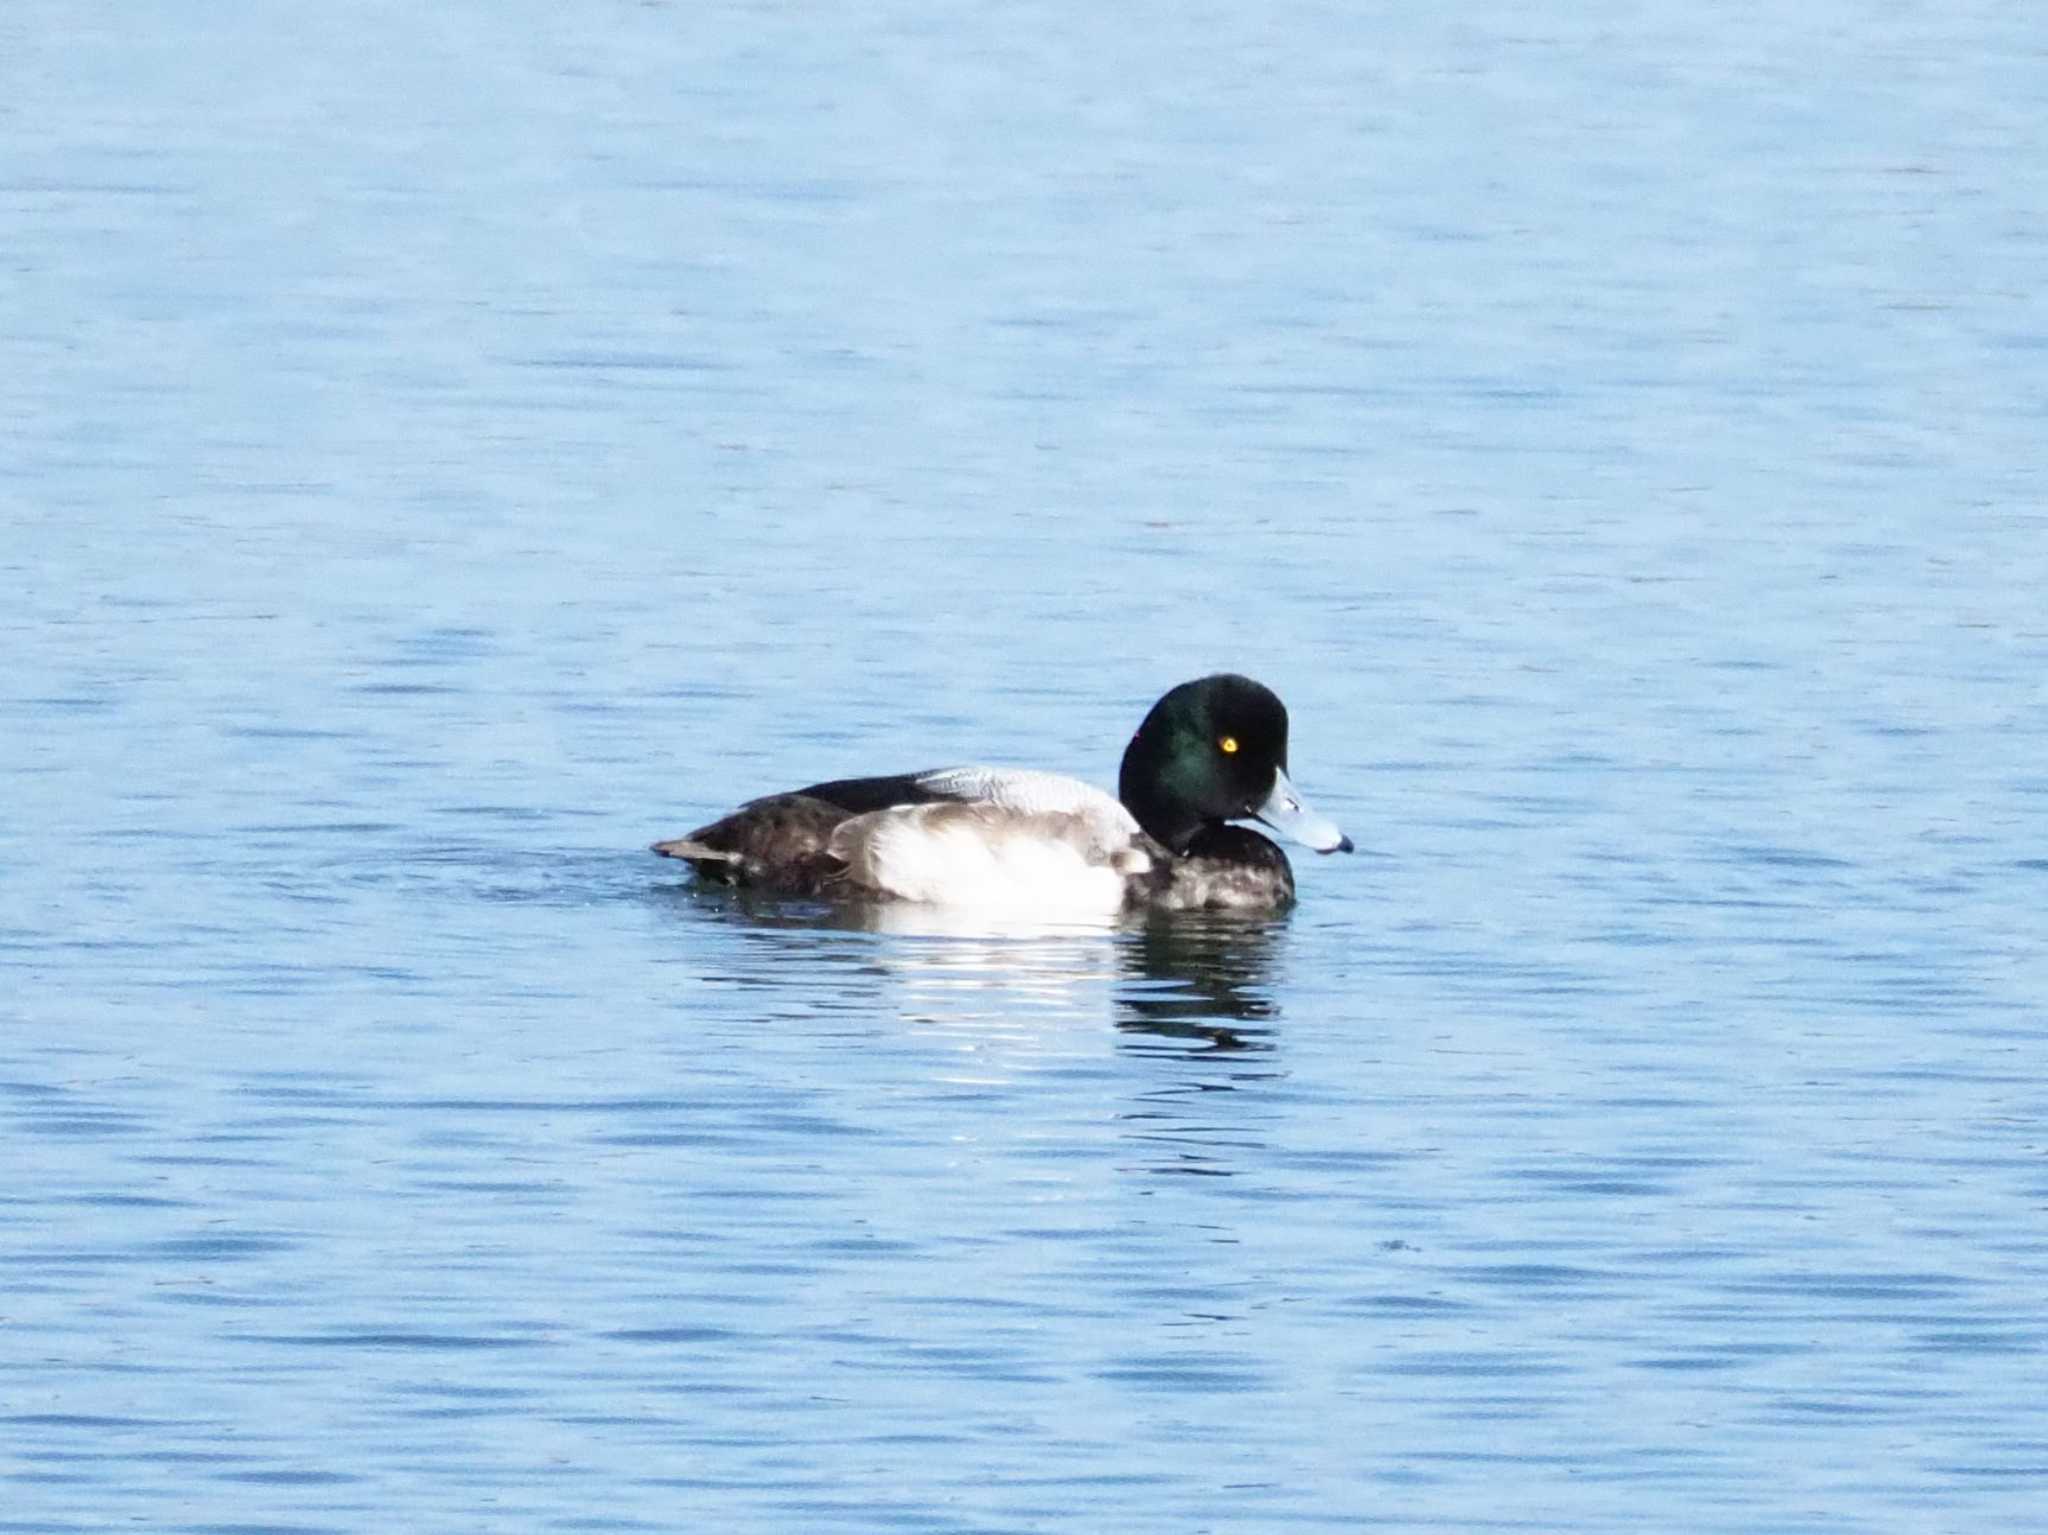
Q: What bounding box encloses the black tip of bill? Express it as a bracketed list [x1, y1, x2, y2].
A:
[1254, 769, 1353, 857]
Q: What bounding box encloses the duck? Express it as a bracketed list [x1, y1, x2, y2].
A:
[651, 673, 1352, 915]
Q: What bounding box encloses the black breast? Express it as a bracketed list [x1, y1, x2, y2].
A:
[1152, 825, 1297, 911]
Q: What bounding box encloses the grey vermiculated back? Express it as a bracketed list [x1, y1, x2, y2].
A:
[916, 765, 1140, 834]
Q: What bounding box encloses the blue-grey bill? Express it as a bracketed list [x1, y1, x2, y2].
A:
[1250, 768, 1354, 854]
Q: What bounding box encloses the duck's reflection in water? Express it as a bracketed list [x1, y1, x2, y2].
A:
[675, 886, 1285, 1044]
[664, 882, 1289, 1177]
[833, 900, 1294, 1181]
[1109, 913, 1289, 1177]
[676, 882, 1128, 1033]
[833, 899, 1131, 1022]
[1113, 913, 1288, 1052]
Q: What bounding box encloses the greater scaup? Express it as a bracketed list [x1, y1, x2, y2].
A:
[652, 673, 1351, 914]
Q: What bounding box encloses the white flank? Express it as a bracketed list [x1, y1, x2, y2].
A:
[830, 801, 1149, 917]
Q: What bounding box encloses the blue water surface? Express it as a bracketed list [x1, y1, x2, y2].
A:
[5, 3, 2048, 1531]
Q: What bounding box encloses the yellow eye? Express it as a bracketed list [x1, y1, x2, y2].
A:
[1218, 735, 1239, 754]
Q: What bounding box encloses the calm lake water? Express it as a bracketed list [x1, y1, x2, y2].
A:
[6, 3, 2048, 1531]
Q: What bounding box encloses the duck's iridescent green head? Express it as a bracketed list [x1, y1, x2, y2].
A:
[1117, 674, 1351, 857]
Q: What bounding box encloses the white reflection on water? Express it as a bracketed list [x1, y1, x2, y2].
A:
[675, 881, 1291, 1040]
[665, 880, 1296, 1174]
